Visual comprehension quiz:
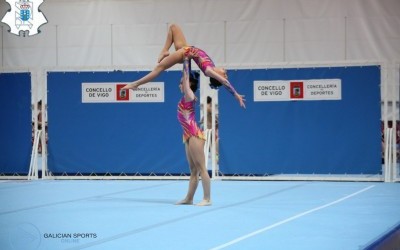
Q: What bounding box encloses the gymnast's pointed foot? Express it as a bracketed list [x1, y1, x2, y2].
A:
[196, 199, 212, 206]
[158, 51, 170, 63]
[175, 199, 193, 205]
[121, 82, 140, 90]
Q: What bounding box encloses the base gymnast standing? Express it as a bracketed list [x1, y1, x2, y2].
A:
[176, 58, 211, 206]
[122, 23, 246, 108]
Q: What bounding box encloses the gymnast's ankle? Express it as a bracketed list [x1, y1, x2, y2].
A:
[175, 199, 193, 205]
[196, 199, 212, 206]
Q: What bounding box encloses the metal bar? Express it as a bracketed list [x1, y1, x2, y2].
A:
[384, 128, 393, 182]
[344, 16, 347, 60]
[29, 71, 38, 180]
[28, 130, 41, 180]
[283, 18, 286, 62]
[45, 175, 192, 180]
[1, 26, 3, 68]
[55, 25, 58, 66]
[42, 174, 381, 181]
[382, 63, 389, 179]
[392, 63, 399, 180]
[110, 24, 113, 67]
[42, 70, 48, 179]
[210, 90, 218, 179]
[224, 21, 227, 63]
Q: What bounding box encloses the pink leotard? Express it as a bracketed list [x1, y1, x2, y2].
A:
[183, 46, 215, 75]
[177, 97, 205, 143]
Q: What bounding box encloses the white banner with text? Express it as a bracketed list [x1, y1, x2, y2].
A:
[82, 82, 164, 103]
[254, 79, 341, 102]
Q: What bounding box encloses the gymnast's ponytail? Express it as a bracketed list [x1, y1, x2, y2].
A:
[189, 71, 200, 92]
[209, 77, 222, 89]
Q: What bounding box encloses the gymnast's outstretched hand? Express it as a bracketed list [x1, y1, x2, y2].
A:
[121, 82, 140, 90]
[235, 93, 246, 109]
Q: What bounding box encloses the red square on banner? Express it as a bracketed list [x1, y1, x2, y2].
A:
[116, 84, 129, 101]
[290, 82, 304, 99]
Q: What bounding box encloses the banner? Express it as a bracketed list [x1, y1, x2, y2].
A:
[0, 73, 32, 173]
[254, 79, 341, 102]
[219, 66, 381, 175]
[48, 71, 187, 175]
[82, 82, 164, 103]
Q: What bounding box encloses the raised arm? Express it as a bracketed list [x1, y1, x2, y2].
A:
[182, 58, 195, 102]
[206, 68, 246, 108]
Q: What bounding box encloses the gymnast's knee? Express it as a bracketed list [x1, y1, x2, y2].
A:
[190, 169, 199, 176]
[169, 23, 179, 31]
[154, 63, 166, 72]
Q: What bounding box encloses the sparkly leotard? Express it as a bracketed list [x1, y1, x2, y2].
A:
[177, 97, 205, 143]
[183, 46, 215, 75]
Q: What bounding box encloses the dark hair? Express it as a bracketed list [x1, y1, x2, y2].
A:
[189, 71, 200, 92]
[209, 77, 222, 89]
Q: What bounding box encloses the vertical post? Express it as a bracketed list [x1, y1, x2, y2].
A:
[41, 69, 48, 179]
[344, 16, 347, 60]
[34, 71, 39, 179]
[1, 26, 3, 68]
[210, 90, 218, 179]
[200, 72, 209, 172]
[201, 71, 208, 131]
[382, 63, 388, 180]
[33, 70, 38, 179]
[29, 71, 42, 180]
[224, 21, 227, 63]
[200, 74, 219, 178]
[110, 24, 113, 67]
[29, 71, 37, 180]
[29, 130, 40, 180]
[283, 18, 286, 62]
[38, 69, 45, 179]
[385, 128, 393, 182]
[55, 25, 59, 66]
[394, 63, 399, 180]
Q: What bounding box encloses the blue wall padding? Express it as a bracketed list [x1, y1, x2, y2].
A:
[218, 66, 381, 175]
[47, 71, 190, 174]
[0, 73, 32, 174]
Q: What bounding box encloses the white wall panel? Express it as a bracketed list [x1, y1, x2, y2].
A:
[3, 25, 56, 68]
[282, 0, 345, 19]
[113, 24, 167, 66]
[57, 25, 111, 67]
[1, 0, 399, 68]
[226, 20, 284, 64]
[347, 16, 400, 60]
[345, 0, 400, 18]
[286, 18, 345, 61]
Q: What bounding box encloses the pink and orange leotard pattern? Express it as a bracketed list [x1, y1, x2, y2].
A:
[183, 46, 215, 75]
[177, 97, 205, 143]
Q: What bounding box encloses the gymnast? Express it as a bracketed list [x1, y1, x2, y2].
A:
[176, 58, 211, 206]
[122, 23, 246, 108]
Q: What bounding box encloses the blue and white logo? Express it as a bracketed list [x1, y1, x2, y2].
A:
[20, 4, 31, 21]
[1, 0, 47, 36]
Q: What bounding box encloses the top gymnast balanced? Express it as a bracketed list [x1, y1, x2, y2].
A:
[121, 23, 246, 108]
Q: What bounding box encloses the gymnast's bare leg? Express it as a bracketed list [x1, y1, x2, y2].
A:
[176, 137, 211, 206]
[189, 137, 211, 206]
[175, 143, 199, 205]
[158, 23, 189, 63]
[122, 24, 189, 91]
[123, 51, 184, 90]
